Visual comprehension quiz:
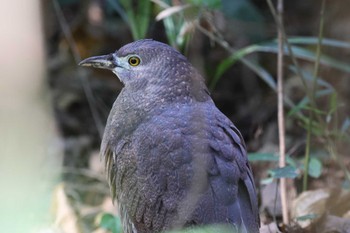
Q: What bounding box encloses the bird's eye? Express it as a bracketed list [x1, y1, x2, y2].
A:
[128, 56, 140, 66]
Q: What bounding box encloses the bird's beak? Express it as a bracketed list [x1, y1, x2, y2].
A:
[78, 54, 116, 70]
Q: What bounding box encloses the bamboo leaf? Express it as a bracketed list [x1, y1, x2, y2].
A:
[286, 36, 350, 49]
[288, 89, 334, 117]
[288, 66, 334, 90]
[248, 153, 296, 166]
[119, 0, 151, 40]
[212, 39, 350, 91]
[211, 54, 277, 90]
[268, 166, 298, 179]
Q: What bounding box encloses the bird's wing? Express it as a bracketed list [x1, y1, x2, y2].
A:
[209, 111, 260, 232]
[124, 104, 259, 232]
[130, 108, 195, 231]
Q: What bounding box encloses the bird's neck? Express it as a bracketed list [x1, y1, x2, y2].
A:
[110, 68, 211, 130]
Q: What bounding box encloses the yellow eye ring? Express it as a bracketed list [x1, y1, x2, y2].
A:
[128, 56, 141, 66]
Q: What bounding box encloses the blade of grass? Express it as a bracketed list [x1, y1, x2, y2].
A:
[106, 0, 128, 23]
[303, 0, 326, 191]
[288, 65, 334, 90]
[248, 153, 297, 167]
[211, 41, 350, 90]
[288, 89, 334, 117]
[227, 43, 350, 71]
[153, 0, 190, 50]
[210, 46, 277, 90]
[137, 0, 151, 38]
[286, 36, 350, 49]
[119, 0, 151, 40]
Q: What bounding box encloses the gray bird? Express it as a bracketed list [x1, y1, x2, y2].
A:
[79, 39, 259, 233]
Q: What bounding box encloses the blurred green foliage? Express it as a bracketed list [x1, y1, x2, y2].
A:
[99, 213, 122, 233]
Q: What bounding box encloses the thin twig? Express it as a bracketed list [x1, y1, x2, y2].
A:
[303, 120, 312, 191]
[303, 0, 326, 191]
[266, 0, 314, 109]
[276, 0, 289, 225]
[267, 0, 328, 135]
[52, 0, 104, 139]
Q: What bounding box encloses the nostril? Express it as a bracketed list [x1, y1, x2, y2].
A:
[107, 53, 114, 61]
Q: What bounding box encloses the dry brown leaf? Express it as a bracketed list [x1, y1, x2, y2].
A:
[292, 189, 350, 229]
[326, 189, 350, 217]
[292, 189, 330, 228]
[314, 215, 350, 233]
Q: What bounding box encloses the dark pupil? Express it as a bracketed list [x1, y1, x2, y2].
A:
[131, 58, 137, 64]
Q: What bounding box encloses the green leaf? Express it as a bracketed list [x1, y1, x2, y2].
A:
[119, 0, 151, 40]
[326, 92, 338, 123]
[288, 65, 334, 90]
[248, 153, 277, 162]
[255, 43, 350, 73]
[308, 157, 322, 178]
[298, 116, 325, 136]
[99, 213, 122, 233]
[211, 37, 350, 91]
[211, 55, 277, 91]
[286, 37, 350, 49]
[212, 45, 263, 83]
[295, 213, 319, 221]
[302, 105, 328, 115]
[248, 153, 296, 166]
[137, 0, 152, 38]
[187, 0, 221, 9]
[288, 89, 334, 117]
[270, 43, 350, 72]
[268, 165, 298, 179]
[241, 58, 277, 90]
[155, 3, 191, 51]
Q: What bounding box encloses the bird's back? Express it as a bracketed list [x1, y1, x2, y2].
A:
[105, 100, 259, 233]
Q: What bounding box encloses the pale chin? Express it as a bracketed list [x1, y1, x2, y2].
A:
[112, 69, 125, 84]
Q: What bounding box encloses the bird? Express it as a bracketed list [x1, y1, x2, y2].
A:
[79, 39, 259, 233]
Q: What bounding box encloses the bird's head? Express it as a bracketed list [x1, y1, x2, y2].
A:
[79, 39, 209, 102]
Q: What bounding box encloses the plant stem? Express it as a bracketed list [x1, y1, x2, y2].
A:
[276, 0, 289, 225]
[303, 0, 326, 191]
[303, 120, 312, 191]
